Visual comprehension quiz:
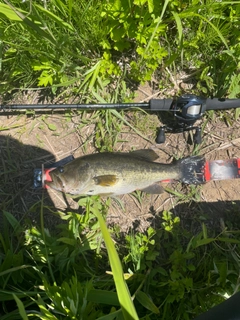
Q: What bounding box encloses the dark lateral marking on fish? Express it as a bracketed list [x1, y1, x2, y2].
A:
[77, 162, 90, 173]
[93, 175, 118, 187]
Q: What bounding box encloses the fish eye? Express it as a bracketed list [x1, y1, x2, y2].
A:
[58, 166, 64, 173]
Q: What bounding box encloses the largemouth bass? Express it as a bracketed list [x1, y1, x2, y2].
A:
[45, 150, 204, 196]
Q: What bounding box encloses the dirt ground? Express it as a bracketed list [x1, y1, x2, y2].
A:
[1, 85, 240, 233]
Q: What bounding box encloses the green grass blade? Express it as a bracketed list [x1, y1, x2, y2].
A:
[3, 0, 56, 45]
[135, 290, 159, 314]
[171, 11, 183, 46]
[87, 91, 152, 142]
[0, 290, 41, 302]
[13, 294, 29, 320]
[194, 13, 230, 51]
[35, 4, 74, 31]
[3, 210, 21, 233]
[218, 237, 240, 244]
[110, 109, 152, 143]
[178, 11, 231, 53]
[142, 0, 170, 61]
[0, 27, 2, 72]
[87, 289, 120, 306]
[91, 89, 108, 103]
[195, 238, 216, 247]
[171, 10, 183, 64]
[97, 310, 121, 320]
[93, 204, 139, 320]
[0, 265, 33, 277]
[89, 61, 101, 90]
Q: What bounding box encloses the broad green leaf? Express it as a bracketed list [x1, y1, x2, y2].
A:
[38, 72, 53, 86]
[147, 0, 154, 13]
[0, 3, 25, 21]
[195, 238, 216, 247]
[138, 0, 170, 65]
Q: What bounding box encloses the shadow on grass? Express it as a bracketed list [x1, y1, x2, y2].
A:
[1, 135, 240, 319]
[0, 134, 60, 228]
[162, 199, 240, 234]
[193, 291, 240, 320]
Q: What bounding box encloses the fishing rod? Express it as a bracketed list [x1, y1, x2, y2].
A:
[1, 94, 240, 144]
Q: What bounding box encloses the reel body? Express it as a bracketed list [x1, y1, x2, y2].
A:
[156, 94, 207, 144]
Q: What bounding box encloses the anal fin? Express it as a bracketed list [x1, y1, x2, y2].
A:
[140, 183, 164, 194]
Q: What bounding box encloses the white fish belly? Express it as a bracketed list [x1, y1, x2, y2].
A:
[82, 175, 163, 196]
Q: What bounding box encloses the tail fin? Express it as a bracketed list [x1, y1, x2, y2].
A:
[179, 156, 206, 184]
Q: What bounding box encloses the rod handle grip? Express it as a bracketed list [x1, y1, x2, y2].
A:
[149, 99, 173, 111]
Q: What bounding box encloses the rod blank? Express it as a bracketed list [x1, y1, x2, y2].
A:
[0, 103, 150, 111]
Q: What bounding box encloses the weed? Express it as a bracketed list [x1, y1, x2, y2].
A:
[0, 197, 138, 319]
[1, 192, 240, 319]
[2, 0, 240, 97]
[1, 1, 240, 320]
[120, 213, 240, 319]
[0, 0, 108, 95]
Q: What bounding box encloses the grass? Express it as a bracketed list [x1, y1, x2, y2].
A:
[1, 199, 240, 319]
[1, 0, 240, 319]
[1, 0, 240, 98]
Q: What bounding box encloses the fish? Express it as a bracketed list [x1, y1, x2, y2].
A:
[45, 150, 204, 196]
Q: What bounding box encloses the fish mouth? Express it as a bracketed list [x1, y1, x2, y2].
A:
[46, 171, 66, 192]
[42, 167, 55, 189]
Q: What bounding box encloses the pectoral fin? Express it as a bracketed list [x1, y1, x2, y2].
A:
[93, 175, 118, 187]
[140, 183, 164, 194]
